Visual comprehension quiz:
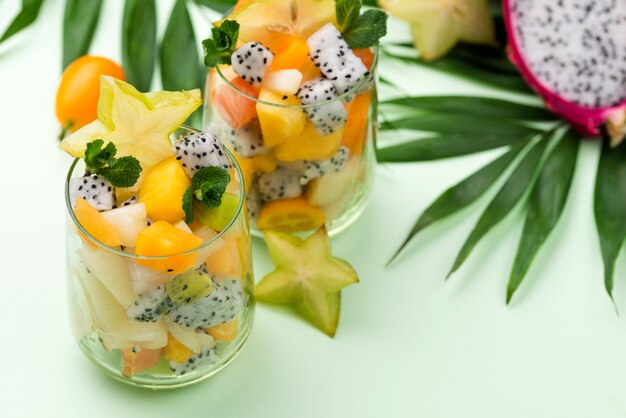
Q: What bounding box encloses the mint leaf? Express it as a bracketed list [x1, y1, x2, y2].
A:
[85, 139, 104, 163]
[343, 9, 387, 48]
[182, 186, 194, 223]
[202, 20, 240, 67]
[336, 0, 361, 33]
[191, 166, 230, 208]
[100, 156, 142, 188]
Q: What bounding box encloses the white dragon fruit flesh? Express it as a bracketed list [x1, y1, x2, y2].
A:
[306, 23, 370, 95]
[504, 0, 626, 143]
[246, 183, 262, 220]
[126, 285, 174, 323]
[297, 78, 348, 135]
[231, 41, 274, 86]
[168, 278, 244, 330]
[169, 343, 218, 376]
[300, 146, 351, 185]
[219, 121, 267, 158]
[118, 195, 138, 207]
[257, 166, 303, 202]
[69, 175, 115, 211]
[173, 131, 233, 177]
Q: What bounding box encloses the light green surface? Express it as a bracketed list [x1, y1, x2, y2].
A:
[2, 1, 626, 417]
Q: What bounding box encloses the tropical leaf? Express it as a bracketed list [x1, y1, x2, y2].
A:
[0, 0, 45, 44]
[380, 114, 540, 136]
[122, 0, 157, 92]
[192, 0, 237, 13]
[506, 127, 581, 303]
[62, 0, 103, 68]
[388, 141, 527, 264]
[381, 96, 555, 121]
[161, 0, 203, 128]
[594, 137, 626, 300]
[377, 131, 536, 162]
[447, 133, 548, 278]
[382, 47, 531, 94]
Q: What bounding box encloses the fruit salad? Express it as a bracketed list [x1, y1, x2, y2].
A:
[203, 0, 386, 234]
[63, 77, 253, 388]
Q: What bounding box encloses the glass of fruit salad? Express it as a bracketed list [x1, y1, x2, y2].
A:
[202, 0, 385, 235]
[62, 77, 253, 388]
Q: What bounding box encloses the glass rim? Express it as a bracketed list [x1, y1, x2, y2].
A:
[64, 126, 246, 260]
[214, 45, 379, 109]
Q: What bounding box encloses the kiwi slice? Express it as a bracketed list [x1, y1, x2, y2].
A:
[165, 270, 214, 305]
[196, 192, 240, 231]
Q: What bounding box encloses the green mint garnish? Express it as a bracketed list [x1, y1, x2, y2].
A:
[182, 187, 194, 224]
[202, 20, 240, 68]
[336, 0, 388, 48]
[84, 139, 142, 188]
[182, 166, 231, 222]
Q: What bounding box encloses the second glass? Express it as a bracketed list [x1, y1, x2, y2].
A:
[203, 49, 378, 236]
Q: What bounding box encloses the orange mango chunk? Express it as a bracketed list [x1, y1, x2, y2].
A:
[342, 93, 371, 156]
[274, 123, 343, 162]
[353, 48, 375, 70]
[257, 197, 326, 232]
[271, 35, 310, 71]
[139, 157, 190, 224]
[163, 333, 194, 364]
[251, 153, 278, 173]
[205, 320, 238, 342]
[135, 221, 203, 274]
[74, 197, 122, 247]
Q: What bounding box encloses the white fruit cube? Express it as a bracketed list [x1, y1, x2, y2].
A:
[263, 70, 304, 96]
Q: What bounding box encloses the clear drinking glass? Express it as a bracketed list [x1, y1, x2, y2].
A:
[65, 131, 254, 389]
[203, 48, 378, 236]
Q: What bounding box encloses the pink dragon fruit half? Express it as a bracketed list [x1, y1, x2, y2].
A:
[503, 0, 626, 144]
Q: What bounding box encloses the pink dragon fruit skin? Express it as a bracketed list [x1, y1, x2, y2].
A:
[502, 0, 626, 142]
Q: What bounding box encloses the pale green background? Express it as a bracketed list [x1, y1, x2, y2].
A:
[1, 1, 626, 417]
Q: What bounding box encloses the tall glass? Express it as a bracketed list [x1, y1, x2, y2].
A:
[203, 48, 378, 236]
[65, 135, 254, 389]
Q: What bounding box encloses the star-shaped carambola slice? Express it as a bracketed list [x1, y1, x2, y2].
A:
[380, 0, 496, 61]
[256, 228, 358, 337]
[61, 76, 202, 188]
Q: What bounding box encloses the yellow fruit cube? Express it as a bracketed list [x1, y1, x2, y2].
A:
[139, 157, 190, 223]
[163, 333, 194, 363]
[256, 89, 306, 147]
[135, 221, 203, 274]
[74, 197, 122, 247]
[274, 123, 343, 162]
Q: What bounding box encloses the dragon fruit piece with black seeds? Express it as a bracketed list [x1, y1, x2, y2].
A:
[168, 278, 244, 330]
[69, 175, 115, 211]
[257, 166, 302, 202]
[220, 121, 267, 158]
[169, 344, 218, 376]
[503, 0, 626, 144]
[173, 131, 233, 177]
[297, 78, 347, 135]
[231, 41, 274, 86]
[300, 147, 351, 185]
[246, 183, 262, 220]
[126, 285, 174, 323]
[306, 23, 370, 95]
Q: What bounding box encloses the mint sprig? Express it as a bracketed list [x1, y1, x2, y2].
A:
[182, 166, 231, 222]
[336, 0, 387, 48]
[202, 20, 240, 68]
[84, 139, 142, 188]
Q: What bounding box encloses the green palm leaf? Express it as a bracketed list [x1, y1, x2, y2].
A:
[447, 132, 549, 278]
[0, 0, 45, 44]
[388, 141, 528, 265]
[122, 0, 157, 92]
[507, 127, 581, 303]
[380, 114, 540, 136]
[62, 0, 103, 68]
[594, 138, 626, 300]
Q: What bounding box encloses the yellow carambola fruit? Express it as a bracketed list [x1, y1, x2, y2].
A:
[61, 76, 201, 189]
[255, 228, 359, 337]
[218, 0, 336, 48]
[379, 0, 496, 61]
